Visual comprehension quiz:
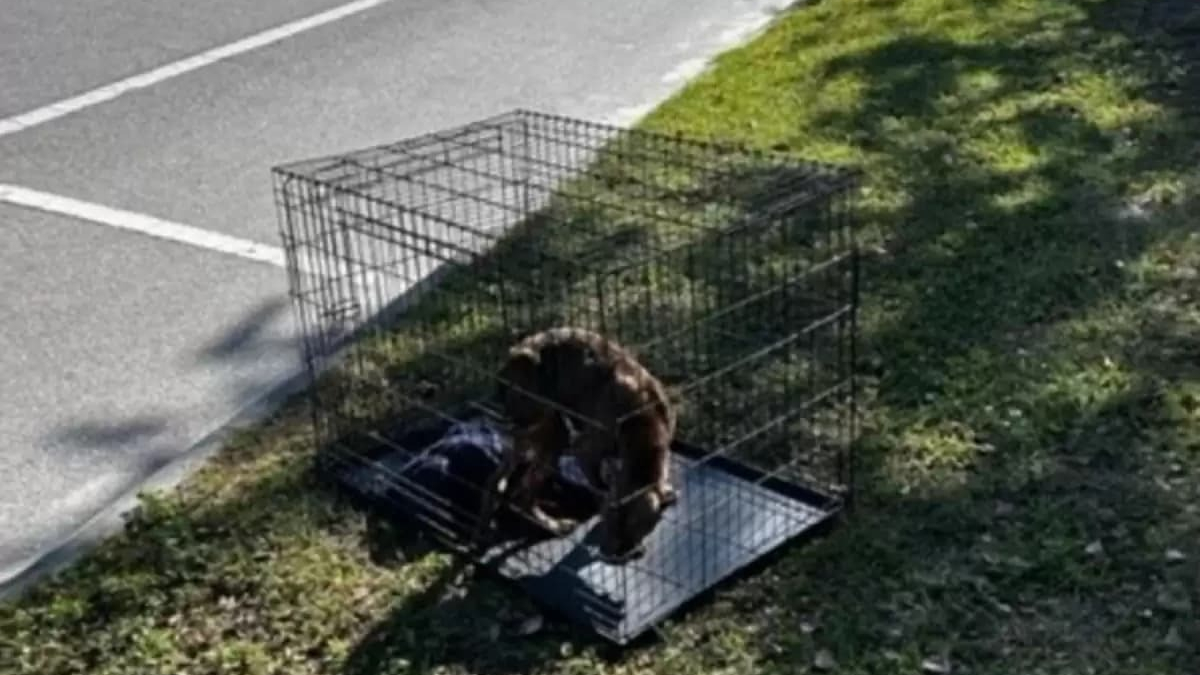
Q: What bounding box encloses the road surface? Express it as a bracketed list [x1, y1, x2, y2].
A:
[0, 0, 789, 592]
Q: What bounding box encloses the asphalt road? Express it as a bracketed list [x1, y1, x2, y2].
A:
[0, 0, 790, 589]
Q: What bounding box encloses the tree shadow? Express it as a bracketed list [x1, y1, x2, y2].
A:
[195, 297, 291, 363]
[789, 3, 1193, 413]
[49, 416, 170, 452]
[688, 0, 1200, 671]
[21, 286, 301, 571]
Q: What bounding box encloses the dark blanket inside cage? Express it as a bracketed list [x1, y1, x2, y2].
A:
[335, 414, 840, 644]
[338, 415, 603, 544]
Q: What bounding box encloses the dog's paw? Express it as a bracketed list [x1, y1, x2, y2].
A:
[469, 520, 497, 550]
[542, 515, 579, 537]
[550, 521, 578, 537]
[598, 545, 645, 565]
[525, 505, 579, 537]
[660, 485, 679, 507]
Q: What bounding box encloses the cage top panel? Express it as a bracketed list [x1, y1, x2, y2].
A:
[272, 109, 860, 275]
[272, 109, 857, 187]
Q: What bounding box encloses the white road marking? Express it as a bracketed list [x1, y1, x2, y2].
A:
[0, 183, 288, 267]
[0, 183, 380, 293]
[0, 0, 390, 138]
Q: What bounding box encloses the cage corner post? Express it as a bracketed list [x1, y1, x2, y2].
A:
[844, 211, 862, 513]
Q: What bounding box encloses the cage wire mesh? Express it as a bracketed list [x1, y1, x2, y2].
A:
[271, 109, 861, 644]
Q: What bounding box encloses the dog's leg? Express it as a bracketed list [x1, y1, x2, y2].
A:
[521, 467, 578, 536]
[643, 414, 678, 509]
[659, 483, 679, 508]
[512, 415, 578, 537]
[597, 454, 626, 562]
[554, 429, 612, 528]
[472, 463, 510, 550]
[657, 461, 678, 507]
[471, 427, 528, 550]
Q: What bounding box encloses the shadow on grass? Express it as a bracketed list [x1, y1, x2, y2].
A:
[666, 0, 1200, 671]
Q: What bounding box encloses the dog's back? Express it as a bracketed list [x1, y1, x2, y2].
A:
[499, 326, 668, 424]
[497, 327, 615, 417]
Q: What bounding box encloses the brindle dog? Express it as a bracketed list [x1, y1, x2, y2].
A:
[473, 327, 677, 563]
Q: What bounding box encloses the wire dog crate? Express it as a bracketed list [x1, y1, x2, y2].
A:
[271, 110, 861, 645]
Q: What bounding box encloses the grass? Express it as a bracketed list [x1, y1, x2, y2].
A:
[4, 0, 1200, 673]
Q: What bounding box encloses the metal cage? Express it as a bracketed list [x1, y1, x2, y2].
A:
[271, 109, 861, 644]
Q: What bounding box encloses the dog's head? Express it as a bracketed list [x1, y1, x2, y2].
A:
[598, 483, 676, 563]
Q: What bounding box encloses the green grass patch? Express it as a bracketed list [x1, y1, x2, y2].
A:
[3, 0, 1199, 673]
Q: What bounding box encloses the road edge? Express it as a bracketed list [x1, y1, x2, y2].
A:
[0, 360, 313, 603]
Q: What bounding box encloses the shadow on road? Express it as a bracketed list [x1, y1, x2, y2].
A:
[50, 416, 170, 451]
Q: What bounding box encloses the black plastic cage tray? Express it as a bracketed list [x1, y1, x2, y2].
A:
[331, 416, 840, 645]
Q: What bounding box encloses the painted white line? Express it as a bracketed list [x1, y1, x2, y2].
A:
[0, 183, 288, 267]
[0, 0, 390, 138]
[0, 183, 381, 293]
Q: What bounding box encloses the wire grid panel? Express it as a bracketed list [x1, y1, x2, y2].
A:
[271, 109, 861, 643]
